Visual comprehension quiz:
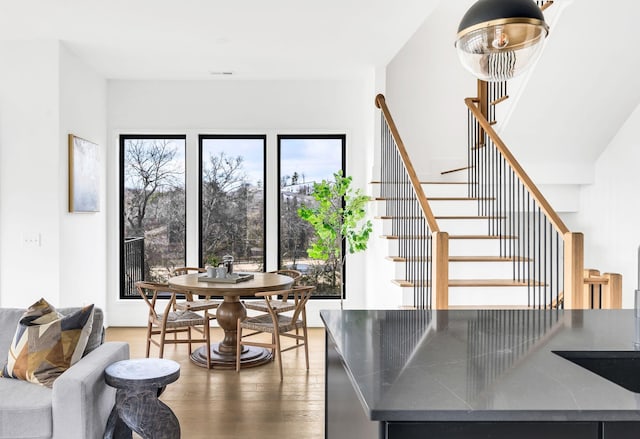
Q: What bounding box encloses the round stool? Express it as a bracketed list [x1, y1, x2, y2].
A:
[103, 358, 181, 439]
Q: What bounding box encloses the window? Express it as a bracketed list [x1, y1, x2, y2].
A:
[199, 135, 266, 272]
[119, 135, 186, 298]
[278, 134, 346, 298]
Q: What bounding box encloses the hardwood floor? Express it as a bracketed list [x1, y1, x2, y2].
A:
[105, 326, 326, 439]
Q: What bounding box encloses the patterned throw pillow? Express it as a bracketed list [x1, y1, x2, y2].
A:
[1, 298, 94, 388]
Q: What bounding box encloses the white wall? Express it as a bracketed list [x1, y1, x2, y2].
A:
[368, 1, 478, 309]
[0, 41, 108, 312]
[363, 66, 408, 310]
[107, 78, 375, 326]
[563, 102, 640, 308]
[385, 0, 476, 179]
[502, 0, 640, 183]
[58, 44, 108, 311]
[0, 41, 61, 307]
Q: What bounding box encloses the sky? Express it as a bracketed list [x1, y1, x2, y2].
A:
[125, 136, 344, 189]
[202, 137, 343, 186]
[202, 138, 265, 185]
[279, 138, 343, 185]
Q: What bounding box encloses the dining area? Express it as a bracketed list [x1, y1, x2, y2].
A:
[135, 266, 314, 380]
[104, 319, 326, 439]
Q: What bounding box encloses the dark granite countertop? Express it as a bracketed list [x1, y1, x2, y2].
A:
[321, 309, 640, 422]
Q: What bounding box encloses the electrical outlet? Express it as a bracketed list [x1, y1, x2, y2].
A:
[23, 233, 41, 247]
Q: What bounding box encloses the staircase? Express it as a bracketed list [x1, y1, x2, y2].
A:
[374, 178, 537, 308]
[374, 87, 622, 310]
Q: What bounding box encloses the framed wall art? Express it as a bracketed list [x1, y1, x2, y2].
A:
[68, 134, 100, 212]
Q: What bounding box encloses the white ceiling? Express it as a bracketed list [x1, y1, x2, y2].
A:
[0, 0, 439, 80]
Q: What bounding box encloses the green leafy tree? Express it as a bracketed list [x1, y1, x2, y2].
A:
[298, 171, 372, 308]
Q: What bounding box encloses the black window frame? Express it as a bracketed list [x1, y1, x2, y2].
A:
[277, 134, 347, 300]
[198, 134, 268, 273]
[119, 134, 187, 299]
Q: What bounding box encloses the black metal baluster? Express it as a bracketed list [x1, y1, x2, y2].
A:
[475, 119, 479, 199]
[490, 140, 495, 225]
[468, 110, 472, 197]
[519, 182, 523, 284]
[558, 233, 562, 308]
[483, 130, 487, 217]
[491, 141, 495, 236]
[500, 155, 505, 257]
[537, 205, 541, 309]
[424, 220, 428, 309]
[511, 168, 516, 279]
[385, 113, 439, 309]
[527, 190, 531, 307]
[389, 125, 394, 233]
[544, 215, 548, 308]
[494, 142, 499, 239]
[401, 168, 406, 285]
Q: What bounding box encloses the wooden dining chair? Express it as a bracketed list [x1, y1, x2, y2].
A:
[170, 267, 221, 314]
[170, 266, 205, 275]
[268, 269, 302, 281]
[244, 269, 302, 314]
[236, 286, 315, 380]
[136, 281, 212, 367]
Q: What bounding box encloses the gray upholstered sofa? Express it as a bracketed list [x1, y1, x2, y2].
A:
[0, 307, 129, 439]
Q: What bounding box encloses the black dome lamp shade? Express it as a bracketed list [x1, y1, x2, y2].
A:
[455, 0, 549, 82]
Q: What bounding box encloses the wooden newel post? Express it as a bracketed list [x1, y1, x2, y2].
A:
[563, 232, 584, 309]
[602, 273, 623, 309]
[432, 231, 449, 310]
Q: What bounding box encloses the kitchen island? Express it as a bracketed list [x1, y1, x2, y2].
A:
[321, 309, 640, 439]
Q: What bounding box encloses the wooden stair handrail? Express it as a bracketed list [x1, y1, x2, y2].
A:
[464, 97, 570, 235]
[376, 94, 440, 232]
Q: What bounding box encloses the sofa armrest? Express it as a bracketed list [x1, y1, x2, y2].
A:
[51, 341, 129, 439]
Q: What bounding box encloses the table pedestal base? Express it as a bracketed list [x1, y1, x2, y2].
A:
[190, 343, 272, 369]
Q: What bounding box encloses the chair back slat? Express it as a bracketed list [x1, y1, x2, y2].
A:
[289, 286, 314, 323]
[136, 280, 212, 363]
[136, 281, 175, 321]
[254, 286, 314, 324]
[171, 267, 206, 277]
[269, 269, 302, 284]
[240, 285, 314, 380]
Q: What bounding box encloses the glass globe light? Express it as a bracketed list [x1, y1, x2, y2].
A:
[455, 0, 549, 82]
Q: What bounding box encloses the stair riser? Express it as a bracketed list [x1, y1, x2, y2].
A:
[385, 238, 506, 257]
[448, 286, 530, 306]
[428, 200, 479, 217]
[378, 218, 426, 235]
[393, 262, 528, 279]
[449, 262, 525, 279]
[397, 285, 531, 307]
[378, 218, 490, 236]
[367, 200, 385, 217]
[391, 261, 528, 280]
[370, 183, 469, 199]
[448, 239, 503, 256]
[373, 199, 481, 217]
[435, 219, 490, 235]
[422, 184, 469, 198]
[385, 240, 440, 257]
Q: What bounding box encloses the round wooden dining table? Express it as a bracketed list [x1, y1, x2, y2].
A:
[168, 272, 293, 369]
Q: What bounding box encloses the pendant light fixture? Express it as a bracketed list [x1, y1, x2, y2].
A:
[455, 0, 549, 82]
